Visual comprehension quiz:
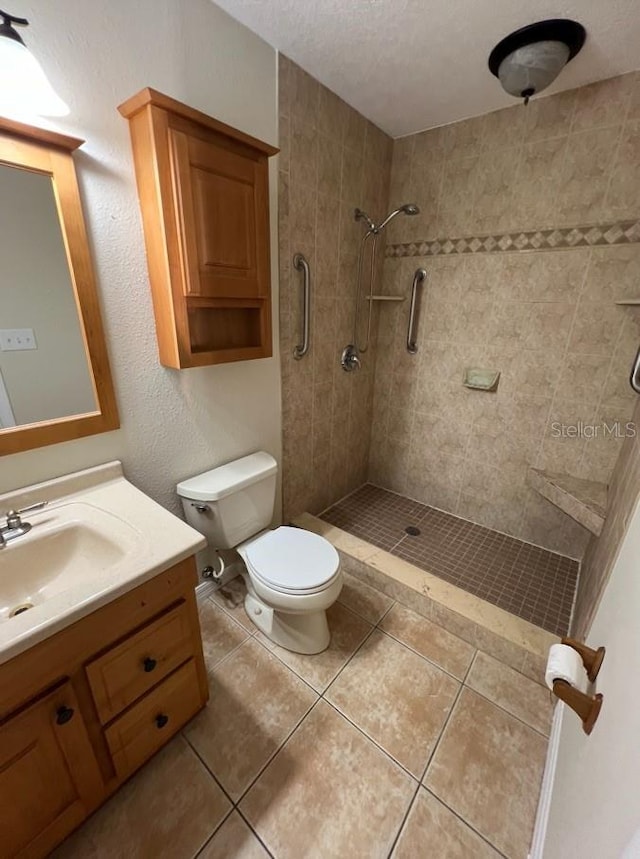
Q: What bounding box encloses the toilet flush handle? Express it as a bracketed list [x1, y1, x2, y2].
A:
[191, 503, 210, 513]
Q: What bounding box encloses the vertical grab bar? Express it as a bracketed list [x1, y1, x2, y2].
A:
[293, 253, 310, 360]
[406, 268, 426, 354]
[630, 345, 640, 393]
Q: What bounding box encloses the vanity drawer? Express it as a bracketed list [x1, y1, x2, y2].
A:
[86, 601, 194, 723]
[104, 659, 201, 779]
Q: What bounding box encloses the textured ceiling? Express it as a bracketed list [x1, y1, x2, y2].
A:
[211, 0, 640, 137]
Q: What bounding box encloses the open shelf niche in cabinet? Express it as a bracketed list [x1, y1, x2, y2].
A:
[118, 88, 278, 368]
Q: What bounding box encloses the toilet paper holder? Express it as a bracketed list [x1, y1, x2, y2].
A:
[552, 637, 605, 735]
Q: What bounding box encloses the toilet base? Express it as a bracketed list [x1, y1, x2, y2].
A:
[244, 591, 330, 654]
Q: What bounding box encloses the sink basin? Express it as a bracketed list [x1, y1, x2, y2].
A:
[0, 461, 206, 664]
[0, 502, 142, 622]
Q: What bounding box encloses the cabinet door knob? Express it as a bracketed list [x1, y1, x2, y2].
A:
[155, 713, 169, 729]
[142, 657, 157, 673]
[56, 706, 74, 725]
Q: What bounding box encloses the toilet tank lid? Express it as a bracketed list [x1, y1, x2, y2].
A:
[177, 452, 277, 502]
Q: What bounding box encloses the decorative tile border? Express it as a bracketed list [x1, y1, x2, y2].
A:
[385, 220, 640, 258]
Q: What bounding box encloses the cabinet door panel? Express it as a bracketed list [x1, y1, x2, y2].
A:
[170, 128, 270, 299]
[0, 682, 102, 858]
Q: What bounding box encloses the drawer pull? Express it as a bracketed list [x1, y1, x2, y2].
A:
[142, 657, 157, 673]
[155, 713, 169, 729]
[55, 706, 75, 725]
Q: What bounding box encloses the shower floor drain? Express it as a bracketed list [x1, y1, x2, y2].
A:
[9, 602, 34, 617]
[405, 525, 421, 536]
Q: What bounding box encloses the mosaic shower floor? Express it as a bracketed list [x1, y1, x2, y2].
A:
[321, 484, 579, 636]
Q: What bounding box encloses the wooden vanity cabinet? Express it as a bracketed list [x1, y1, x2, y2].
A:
[0, 557, 208, 858]
[118, 88, 278, 369]
[0, 682, 102, 859]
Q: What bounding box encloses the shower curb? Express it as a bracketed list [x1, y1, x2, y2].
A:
[294, 512, 558, 686]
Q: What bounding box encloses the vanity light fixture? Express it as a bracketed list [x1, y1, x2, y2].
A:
[488, 19, 586, 105]
[0, 8, 68, 117]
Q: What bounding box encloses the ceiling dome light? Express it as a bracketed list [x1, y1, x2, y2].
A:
[0, 9, 69, 118]
[488, 19, 586, 105]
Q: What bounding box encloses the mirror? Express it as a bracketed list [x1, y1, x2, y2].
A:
[0, 116, 118, 455]
[0, 165, 97, 427]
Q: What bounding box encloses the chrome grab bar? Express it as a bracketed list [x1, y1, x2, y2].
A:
[630, 345, 640, 394]
[293, 253, 310, 360]
[407, 268, 426, 354]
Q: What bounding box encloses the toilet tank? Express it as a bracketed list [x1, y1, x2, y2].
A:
[177, 451, 277, 549]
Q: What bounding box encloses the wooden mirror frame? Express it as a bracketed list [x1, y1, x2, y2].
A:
[0, 116, 119, 455]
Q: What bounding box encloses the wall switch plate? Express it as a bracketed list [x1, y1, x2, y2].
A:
[0, 329, 37, 351]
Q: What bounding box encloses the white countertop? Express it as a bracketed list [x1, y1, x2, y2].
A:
[0, 461, 206, 664]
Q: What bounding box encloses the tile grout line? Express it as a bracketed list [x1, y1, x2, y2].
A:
[320, 696, 420, 785]
[414, 682, 515, 856]
[234, 697, 324, 808]
[421, 787, 511, 859]
[421, 670, 550, 855]
[386, 670, 470, 858]
[385, 778, 423, 858]
[372, 624, 472, 685]
[181, 732, 237, 808]
[190, 805, 236, 859]
[461, 681, 553, 740]
[203, 633, 256, 676]
[234, 806, 277, 859]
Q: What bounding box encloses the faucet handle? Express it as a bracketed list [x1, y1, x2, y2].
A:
[5, 501, 47, 528]
[16, 501, 48, 515]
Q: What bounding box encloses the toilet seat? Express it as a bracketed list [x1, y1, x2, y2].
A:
[241, 526, 340, 595]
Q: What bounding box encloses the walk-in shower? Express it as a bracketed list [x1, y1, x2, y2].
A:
[341, 204, 419, 372]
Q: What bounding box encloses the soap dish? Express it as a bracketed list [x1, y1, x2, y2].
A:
[463, 367, 500, 391]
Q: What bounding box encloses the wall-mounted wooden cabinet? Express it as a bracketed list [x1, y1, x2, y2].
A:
[119, 88, 278, 368]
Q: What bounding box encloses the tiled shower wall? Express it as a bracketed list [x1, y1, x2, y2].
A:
[371, 72, 640, 558]
[573, 397, 640, 637]
[279, 55, 392, 520]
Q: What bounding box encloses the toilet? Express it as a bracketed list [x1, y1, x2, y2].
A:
[177, 451, 342, 654]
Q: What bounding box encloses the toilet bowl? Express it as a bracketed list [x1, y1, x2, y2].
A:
[238, 526, 342, 654]
[177, 452, 342, 654]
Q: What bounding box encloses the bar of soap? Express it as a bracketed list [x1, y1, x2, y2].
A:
[463, 368, 500, 391]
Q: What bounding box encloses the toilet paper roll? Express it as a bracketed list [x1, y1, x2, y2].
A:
[545, 643, 587, 693]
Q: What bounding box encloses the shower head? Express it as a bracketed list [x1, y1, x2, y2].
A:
[377, 203, 420, 232]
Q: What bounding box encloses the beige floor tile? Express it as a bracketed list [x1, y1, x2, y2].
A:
[425, 688, 547, 859]
[199, 812, 270, 858]
[210, 576, 256, 633]
[53, 736, 230, 858]
[337, 571, 395, 623]
[257, 602, 373, 692]
[466, 650, 554, 736]
[198, 597, 250, 673]
[392, 788, 501, 858]
[380, 602, 476, 679]
[241, 700, 415, 859]
[325, 630, 459, 776]
[184, 638, 317, 800]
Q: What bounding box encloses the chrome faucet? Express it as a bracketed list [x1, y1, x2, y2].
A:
[0, 502, 47, 548]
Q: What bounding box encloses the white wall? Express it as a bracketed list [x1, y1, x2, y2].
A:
[542, 495, 640, 857]
[0, 0, 282, 517]
[0, 165, 96, 425]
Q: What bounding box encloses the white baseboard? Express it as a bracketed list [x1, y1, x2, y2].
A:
[529, 703, 565, 859]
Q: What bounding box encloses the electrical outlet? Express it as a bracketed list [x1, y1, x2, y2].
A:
[0, 329, 37, 351]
